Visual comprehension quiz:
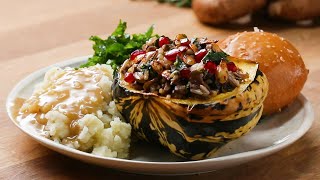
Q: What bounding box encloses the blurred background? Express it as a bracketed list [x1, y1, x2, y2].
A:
[1, 0, 319, 63]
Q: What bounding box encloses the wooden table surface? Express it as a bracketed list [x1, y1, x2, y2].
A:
[1, 0, 319, 179]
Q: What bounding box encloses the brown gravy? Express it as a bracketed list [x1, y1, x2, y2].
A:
[14, 67, 107, 138]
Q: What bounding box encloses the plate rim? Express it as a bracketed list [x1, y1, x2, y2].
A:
[5, 55, 315, 167]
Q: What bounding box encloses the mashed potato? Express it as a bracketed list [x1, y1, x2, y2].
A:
[18, 64, 131, 158]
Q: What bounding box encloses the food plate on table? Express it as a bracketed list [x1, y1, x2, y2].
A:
[6, 56, 314, 175]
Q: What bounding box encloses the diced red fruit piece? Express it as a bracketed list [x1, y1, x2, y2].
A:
[180, 38, 190, 46]
[204, 61, 217, 74]
[124, 73, 135, 83]
[130, 50, 146, 60]
[195, 49, 208, 63]
[227, 62, 237, 72]
[180, 68, 191, 79]
[178, 46, 188, 52]
[165, 49, 180, 61]
[158, 36, 171, 47]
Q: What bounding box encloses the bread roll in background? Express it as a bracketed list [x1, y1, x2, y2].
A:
[218, 31, 308, 115]
[192, 0, 266, 25]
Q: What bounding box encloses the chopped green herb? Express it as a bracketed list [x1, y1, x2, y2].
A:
[140, 63, 149, 70]
[173, 56, 187, 71]
[140, 62, 157, 79]
[202, 50, 228, 64]
[191, 37, 202, 50]
[80, 20, 158, 70]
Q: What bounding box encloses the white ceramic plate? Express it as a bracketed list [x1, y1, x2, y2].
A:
[6, 56, 314, 175]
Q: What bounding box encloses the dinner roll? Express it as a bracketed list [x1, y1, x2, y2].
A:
[192, 0, 266, 25]
[218, 31, 308, 115]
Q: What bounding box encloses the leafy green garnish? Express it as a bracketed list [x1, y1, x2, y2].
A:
[173, 56, 186, 71]
[140, 62, 158, 79]
[80, 20, 158, 70]
[202, 50, 228, 63]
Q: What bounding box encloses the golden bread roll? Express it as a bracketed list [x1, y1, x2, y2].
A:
[192, 0, 266, 25]
[268, 0, 320, 21]
[218, 31, 308, 115]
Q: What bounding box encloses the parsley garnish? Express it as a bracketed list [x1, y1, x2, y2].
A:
[80, 20, 158, 70]
[202, 50, 228, 64]
[173, 56, 187, 71]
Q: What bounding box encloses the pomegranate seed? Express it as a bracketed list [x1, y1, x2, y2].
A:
[180, 68, 191, 79]
[124, 73, 135, 83]
[180, 38, 190, 46]
[158, 36, 171, 47]
[130, 50, 146, 61]
[178, 46, 188, 52]
[165, 49, 180, 61]
[204, 61, 217, 74]
[195, 49, 208, 63]
[227, 62, 237, 72]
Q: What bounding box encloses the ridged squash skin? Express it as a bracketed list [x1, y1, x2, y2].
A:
[112, 57, 268, 160]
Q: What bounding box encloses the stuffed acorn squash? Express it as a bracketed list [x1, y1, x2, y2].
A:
[112, 34, 268, 160]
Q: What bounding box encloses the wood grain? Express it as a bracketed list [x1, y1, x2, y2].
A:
[1, 0, 319, 179]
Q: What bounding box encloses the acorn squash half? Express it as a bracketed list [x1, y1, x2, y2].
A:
[112, 56, 268, 160]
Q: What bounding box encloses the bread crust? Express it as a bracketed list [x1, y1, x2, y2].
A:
[218, 31, 309, 115]
[268, 0, 320, 21]
[192, 0, 266, 24]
